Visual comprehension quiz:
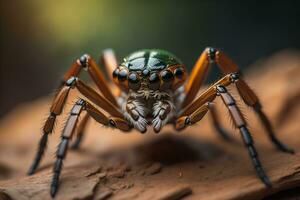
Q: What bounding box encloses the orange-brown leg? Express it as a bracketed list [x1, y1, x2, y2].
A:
[59, 54, 118, 106]
[180, 73, 233, 117]
[50, 99, 131, 197]
[176, 85, 272, 188]
[176, 75, 232, 130]
[99, 49, 122, 97]
[70, 113, 90, 150]
[50, 99, 86, 197]
[208, 103, 233, 141]
[216, 85, 272, 187]
[28, 77, 123, 175]
[28, 52, 119, 174]
[99, 49, 118, 82]
[183, 48, 293, 153]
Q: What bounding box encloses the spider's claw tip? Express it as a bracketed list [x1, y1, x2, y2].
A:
[27, 166, 36, 175]
[276, 142, 295, 154]
[70, 144, 80, 150]
[50, 185, 58, 198]
[263, 177, 272, 188]
[282, 147, 295, 154]
[27, 170, 34, 176]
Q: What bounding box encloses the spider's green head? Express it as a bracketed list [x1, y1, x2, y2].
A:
[113, 49, 186, 91]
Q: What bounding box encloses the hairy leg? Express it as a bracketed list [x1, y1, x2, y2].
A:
[50, 99, 131, 197]
[28, 77, 123, 175]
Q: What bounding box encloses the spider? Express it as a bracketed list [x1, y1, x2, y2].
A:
[28, 48, 294, 197]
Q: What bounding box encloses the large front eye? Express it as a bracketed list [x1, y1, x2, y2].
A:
[160, 70, 174, 89]
[174, 67, 184, 78]
[161, 70, 174, 82]
[118, 69, 128, 81]
[112, 68, 119, 79]
[128, 73, 141, 90]
[149, 73, 160, 90]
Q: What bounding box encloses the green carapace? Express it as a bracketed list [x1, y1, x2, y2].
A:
[122, 49, 182, 71]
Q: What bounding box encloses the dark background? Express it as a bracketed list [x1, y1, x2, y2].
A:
[1, 1, 300, 117]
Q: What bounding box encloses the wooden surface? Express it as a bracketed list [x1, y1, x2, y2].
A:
[0, 51, 300, 200]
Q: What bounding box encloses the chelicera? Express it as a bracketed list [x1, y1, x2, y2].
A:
[28, 48, 294, 197]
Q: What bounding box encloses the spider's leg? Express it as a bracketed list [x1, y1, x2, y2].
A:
[183, 47, 293, 153]
[70, 114, 90, 150]
[28, 77, 123, 175]
[29, 52, 120, 175]
[180, 73, 233, 117]
[61, 54, 118, 106]
[50, 99, 85, 197]
[216, 85, 272, 187]
[28, 86, 71, 175]
[176, 103, 210, 130]
[177, 83, 272, 188]
[176, 74, 237, 139]
[208, 102, 233, 141]
[276, 90, 300, 126]
[50, 99, 130, 197]
[100, 49, 118, 82]
[99, 49, 121, 97]
[183, 48, 211, 107]
[214, 51, 294, 154]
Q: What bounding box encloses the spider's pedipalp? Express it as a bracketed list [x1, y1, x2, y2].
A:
[123, 99, 148, 133]
[152, 100, 175, 133]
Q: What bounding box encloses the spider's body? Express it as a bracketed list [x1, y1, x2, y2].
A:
[114, 49, 186, 132]
[28, 47, 294, 198]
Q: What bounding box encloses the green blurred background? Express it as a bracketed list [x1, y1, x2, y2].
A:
[1, 0, 300, 117]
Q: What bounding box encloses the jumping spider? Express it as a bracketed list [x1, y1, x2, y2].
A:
[28, 48, 294, 197]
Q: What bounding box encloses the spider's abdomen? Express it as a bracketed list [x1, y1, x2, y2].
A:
[113, 49, 187, 92]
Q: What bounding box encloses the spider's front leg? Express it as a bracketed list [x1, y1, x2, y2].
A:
[50, 98, 130, 197]
[182, 47, 294, 153]
[28, 51, 122, 174]
[176, 82, 272, 187]
[70, 113, 90, 150]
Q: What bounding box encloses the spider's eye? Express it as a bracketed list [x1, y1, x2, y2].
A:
[128, 73, 141, 90]
[112, 69, 119, 79]
[174, 67, 184, 79]
[142, 69, 150, 77]
[149, 73, 160, 90]
[161, 70, 174, 82]
[160, 70, 174, 90]
[118, 69, 128, 81]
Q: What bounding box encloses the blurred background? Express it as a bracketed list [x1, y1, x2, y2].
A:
[1, 0, 300, 117]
